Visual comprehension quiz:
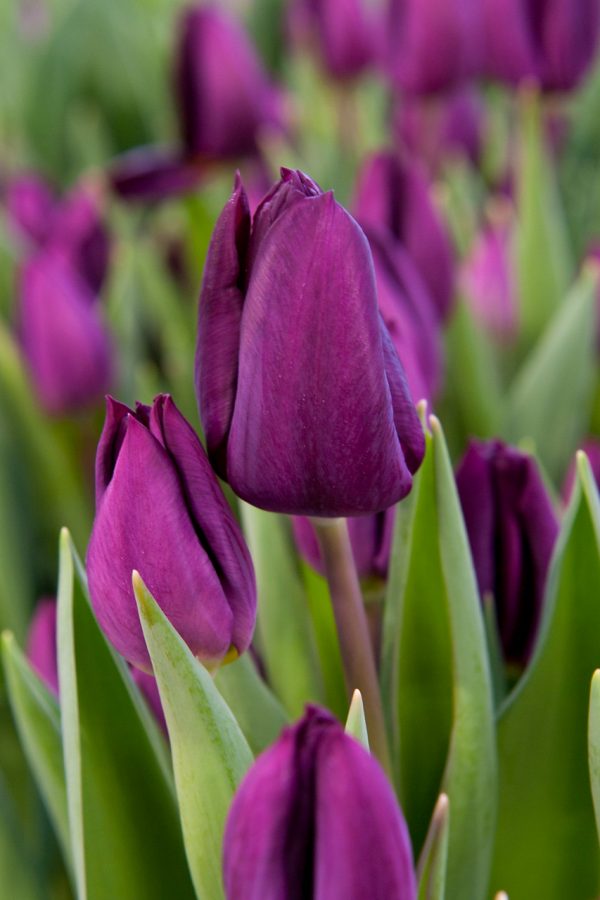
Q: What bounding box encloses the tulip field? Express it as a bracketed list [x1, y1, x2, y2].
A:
[3, 0, 600, 898]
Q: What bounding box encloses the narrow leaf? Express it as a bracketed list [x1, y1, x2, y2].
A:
[345, 689, 369, 750]
[417, 794, 450, 900]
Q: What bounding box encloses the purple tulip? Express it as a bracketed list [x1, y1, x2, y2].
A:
[176, 4, 281, 160]
[6, 174, 55, 247]
[483, 0, 600, 92]
[223, 705, 417, 899]
[387, 0, 483, 95]
[19, 251, 112, 415]
[195, 168, 425, 517]
[293, 507, 395, 581]
[87, 393, 256, 672]
[289, 0, 380, 79]
[109, 148, 205, 203]
[456, 440, 559, 665]
[354, 152, 455, 321]
[562, 438, 600, 503]
[461, 209, 518, 341]
[26, 598, 58, 696]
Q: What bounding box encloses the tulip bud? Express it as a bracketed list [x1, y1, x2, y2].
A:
[483, 0, 600, 92]
[387, 0, 483, 95]
[289, 0, 380, 80]
[195, 169, 425, 517]
[223, 705, 417, 899]
[19, 251, 112, 414]
[6, 174, 55, 247]
[354, 152, 455, 320]
[456, 440, 559, 665]
[293, 507, 395, 581]
[87, 394, 256, 672]
[176, 4, 281, 160]
[26, 598, 58, 695]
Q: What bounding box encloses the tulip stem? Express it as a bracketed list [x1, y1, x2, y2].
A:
[312, 517, 392, 777]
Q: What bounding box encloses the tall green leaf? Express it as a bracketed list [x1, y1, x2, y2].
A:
[417, 794, 450, 900]
[56, 529, 194, 900]
[134, 573, 254, 900]
[490, 452, 600, 898]
[215, 654, 288, 756]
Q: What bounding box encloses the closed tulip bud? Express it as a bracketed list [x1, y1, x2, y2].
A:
[87, 394, 256, 672]
[176, 4, 281, 160]
[483, 0, 600, 92]
[456, 440, 559, 665]
[19, 251, 112, 414]
[6, 174, 55, 247]
[289, 0, 380, 80]
[195, 169, 425, 517]
[26, 598, 58, 695]
[387, 0, 483, 95]
[223, 705, 417, 899]
[354, 152, 455, 320]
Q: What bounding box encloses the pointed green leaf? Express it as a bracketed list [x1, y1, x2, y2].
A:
[491, 452, 600, 897]
[382, 418, 497, 900]
[240, 503, 324, 716]
[505, 264, 598, 480]
[2, 633, 69, 870]
[588, 669, 600, 844]
[0, 772, 43, 900]
[302, 562, 347, 718]
[345, 689, 369, 750]
[417, 794, 450, 900]
[57, 530, 194, 900]
[215, 653, 288, 756]
[134, 572, 253, 900]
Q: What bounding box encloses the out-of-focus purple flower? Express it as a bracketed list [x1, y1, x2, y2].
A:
[562, 438, 600, 503]
[195, 168, 425, 517]
[87, 394, 256, 673]
[293, 507, 395, 581]
[289, 0, 380, 79]
[19, 251, 112, 415]
[109, 148, 205, 203]
[483, 0, 600, 92]
[6, 175, 110, 295]
[354, 152, 455, 321]
[461, 206, 519, 341]
[387, 0, 483, 95]
[456, 440, 559, 666]
[394, 87, 485, 174]
[26, 598, 58, 695]
[223, 705, 417, 899]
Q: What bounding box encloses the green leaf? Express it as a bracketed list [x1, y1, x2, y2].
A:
[588, 669, 600, 844]
[490, 452, 600, 898]
[344, 689, 369, 750]
[515, 87, 573, 342]
[302, 562, 347, 718]
[57, 529, 194, 900]
[134, 572, 254, 900]
[382, 418, 497, 900]
[417, 794, 450, 900]
[240, 503, 324, 717]
[215, 653, 288, 756]
[0, 772, 43, 900]
[504, 263, 598, 481]
[1, 634, 70, 871]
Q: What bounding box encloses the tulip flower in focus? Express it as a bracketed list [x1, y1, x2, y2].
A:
[19, 251, 113, 415]
[26, 598, 58, 696]
[289, 0, 380, 80]
[456, 440, 559, 666]
[195, 168, 425, 517]
[483, 0, 600, 92]
[387, 0, 483, 95]
[6, 174, 110, 295]
[223, 705, 417, 899]
[354, 152, 455, 320]
[87, 394, 256, 672]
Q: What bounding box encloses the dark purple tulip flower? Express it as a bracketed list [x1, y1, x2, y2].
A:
[456, 440, 559, 666]
[387, 0, 483, 95]
[223, 705, 417, 899]
[195, 168, 425, 517]
[483, 0, 600, 92]
[289, 0, 380, 79]
[26, 598, 58, 696]
[354, 152, 455, 321]
[87, 394, 256, 673]
[293, 507, 395, 581]
[19, 251, 112, 415]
